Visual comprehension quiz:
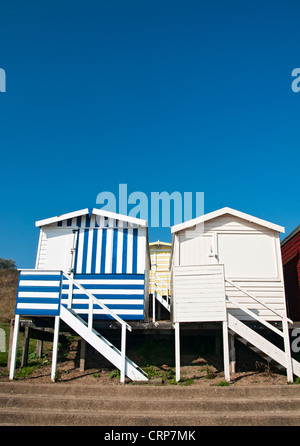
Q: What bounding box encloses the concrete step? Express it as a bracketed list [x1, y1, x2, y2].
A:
[1, 406, 300, 426]
[2, 381, 300, 398]
[2, 392, 300, 413]
[1, 382, 300, 426]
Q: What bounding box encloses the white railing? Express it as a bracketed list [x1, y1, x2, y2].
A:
[62, 272, 131, 383]
[225, 278, 293, 381]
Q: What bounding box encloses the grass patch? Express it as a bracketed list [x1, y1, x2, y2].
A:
[216, 380, 230, 387]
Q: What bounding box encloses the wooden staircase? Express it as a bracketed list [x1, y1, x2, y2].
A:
[224, 279, 300, 381]
[227, 312, 300, 378]
[152, 274, 171, 322]
[59, 306, 148, 381]
[9, 271, 148, 383]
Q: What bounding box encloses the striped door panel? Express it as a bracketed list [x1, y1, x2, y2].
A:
[61, 274, 145, 320]
[15, 270, 62, 316]
[61, 215, 146, 275]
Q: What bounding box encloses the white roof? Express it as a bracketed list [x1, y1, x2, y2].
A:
[35, 207, 148, 227]
[171, 207, 285, 234]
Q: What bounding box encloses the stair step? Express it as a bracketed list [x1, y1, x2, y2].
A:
[1, 407, 300, 426]
[1, 393, 299, 413]
[1, 383, 300, 426]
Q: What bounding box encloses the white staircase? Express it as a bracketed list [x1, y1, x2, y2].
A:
[58, 273, 148, 382]
[60, 306, 148, 382]
[8, 271, 148, 383]
[152, 274, 171, 322]
[227, 312, 300, 377]
[225, 279, 300, 381]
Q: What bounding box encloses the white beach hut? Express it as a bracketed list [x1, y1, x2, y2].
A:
[170, 207, 300, 382]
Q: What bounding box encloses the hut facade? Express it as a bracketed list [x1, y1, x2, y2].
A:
[10, 208, 150, 382]
[170, 207, 300, 382]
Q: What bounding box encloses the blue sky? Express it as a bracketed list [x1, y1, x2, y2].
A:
[0, 0, 299, 268]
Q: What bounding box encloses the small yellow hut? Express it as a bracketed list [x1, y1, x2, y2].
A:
[149, 241, 172, 319]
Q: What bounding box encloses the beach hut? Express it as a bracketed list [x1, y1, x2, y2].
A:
[149, 241, 171, 320]
[281, 225, 300, 321]
[10, 208, 150, 382]
[170, 207, 300, 382]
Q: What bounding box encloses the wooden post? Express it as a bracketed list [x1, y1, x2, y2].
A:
[153, 293, 156, 323]
[229, 333, 236, 374]
[7, 318, 15, 370]
[282, 317, 293, 383]
[79, 339, 86, 372]
[21, 325, 30, 367]
[36, 340, 43, 358]
[120, 324, 126, 383]
[88, 297, 93, 330]
[215, 333, 221, 355]
[9, 314, 20, 380]
[222, 320, 230, 382]
[175, 322, 180, 382]
[51, 316, 60, 382]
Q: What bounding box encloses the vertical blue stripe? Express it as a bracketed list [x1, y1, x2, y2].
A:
[132, 228, 138, 274]
[100, 229, 107, 273]
[122, 228, 128, 274]
[111, 222, 118, 274]
[91, 229, 98, 274]
[80, 215, 91, 274]
[81, 229, 89, 274]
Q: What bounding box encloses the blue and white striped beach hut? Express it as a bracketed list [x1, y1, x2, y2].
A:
[11, 208, 150, 382]
[16, 208, 150, 321]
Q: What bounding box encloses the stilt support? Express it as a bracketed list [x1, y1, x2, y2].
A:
[222, 320, 230, 382]
[9, 314, 20, 380]
[120, 323, 126, 383]
[229, 333, 236, 374]
[175, 322, 180, 382]
[79, 339, 86, 372]
[282, 317, 293, 383]
[51, 316, 60, 382]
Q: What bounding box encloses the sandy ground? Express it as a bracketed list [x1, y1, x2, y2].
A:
[1, 338, 292, 387]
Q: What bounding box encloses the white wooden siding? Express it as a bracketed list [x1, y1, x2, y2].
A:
[172, 214, 287, 322]
[173, 265, 226, 323]
[225, 279, 286, 321]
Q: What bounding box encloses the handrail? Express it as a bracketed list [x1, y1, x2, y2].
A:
[226, 296, 285, 338]
[62, 272, 132, 332]
[225, 278, 293, 324]
[154, 274, 170, 296]
[225, 277, 294, 381]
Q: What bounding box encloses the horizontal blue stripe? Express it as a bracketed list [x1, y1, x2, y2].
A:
[74, 274, 145, 281]
[62, 283, 144, 290]
[17, 298, 60, 304]
[61, 294, 144, 300]
[15, 309, 60, 316]
[19, 274, 62, 281]
[93, 314, 143, 321]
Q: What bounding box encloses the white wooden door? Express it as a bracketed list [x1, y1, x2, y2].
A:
[179, 233, 217, 265]
[44, 228, 77, 272]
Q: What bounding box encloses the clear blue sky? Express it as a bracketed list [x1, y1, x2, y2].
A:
[0, 0, 299, 268]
